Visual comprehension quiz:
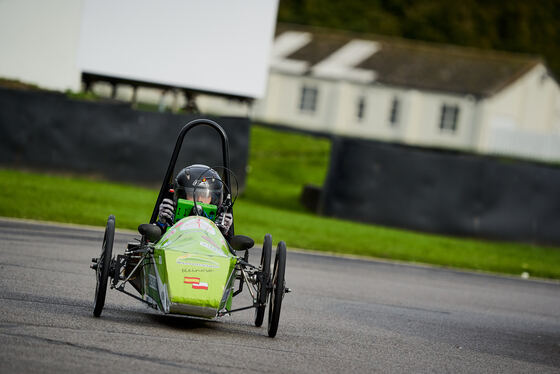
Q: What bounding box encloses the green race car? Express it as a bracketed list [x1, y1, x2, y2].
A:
[90, 119, 289, 338]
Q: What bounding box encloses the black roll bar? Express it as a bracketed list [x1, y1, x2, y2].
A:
[150, 119, 231, 224]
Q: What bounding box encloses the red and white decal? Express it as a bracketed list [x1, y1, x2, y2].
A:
[192, 283, 208, 290]
[184, 276, 208, 290]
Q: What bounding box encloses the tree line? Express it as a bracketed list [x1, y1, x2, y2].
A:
[278, 0, 560, 78]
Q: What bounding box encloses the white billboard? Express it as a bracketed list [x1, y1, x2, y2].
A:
[78, 0, 278, 99]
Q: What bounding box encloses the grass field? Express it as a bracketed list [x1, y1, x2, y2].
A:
[1, 125, 559, 279]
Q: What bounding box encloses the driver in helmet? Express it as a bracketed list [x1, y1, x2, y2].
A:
[156, 164, 233, 237]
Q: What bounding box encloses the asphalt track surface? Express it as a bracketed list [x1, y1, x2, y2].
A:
[0, 218, 559, 373]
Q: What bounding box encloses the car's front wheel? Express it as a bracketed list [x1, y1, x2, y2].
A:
[93, 215, 115, 317]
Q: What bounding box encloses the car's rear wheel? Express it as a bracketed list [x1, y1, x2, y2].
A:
[93, 215, 115, 317]
[254, 234, 272, 327]
[267, 241, 287, 338]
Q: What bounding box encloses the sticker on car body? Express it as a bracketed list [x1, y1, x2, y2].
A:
[176, 254, 220, 269]
[184, 276, 209, 290]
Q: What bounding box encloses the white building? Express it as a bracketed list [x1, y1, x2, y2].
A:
[252, 24, 560, 163]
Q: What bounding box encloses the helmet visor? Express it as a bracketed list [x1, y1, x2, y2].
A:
[177, 178, 223, 206]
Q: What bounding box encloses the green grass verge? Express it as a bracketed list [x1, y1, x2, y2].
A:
[0, 169, 156, 229]
[242, 125, 331, 211]
[234, 202, 560, 279]
[1, 168, 559, 279]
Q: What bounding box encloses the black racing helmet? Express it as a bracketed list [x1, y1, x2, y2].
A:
[173, 164, 224, 206]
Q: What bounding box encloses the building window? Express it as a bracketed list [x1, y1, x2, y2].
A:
[439, 104, 460, 132]
[356, 96, 366, 121]
[299, 86, 318, 113]
[389, 97, 400, 126]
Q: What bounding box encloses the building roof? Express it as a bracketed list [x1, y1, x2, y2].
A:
[273, 23, 542, 97]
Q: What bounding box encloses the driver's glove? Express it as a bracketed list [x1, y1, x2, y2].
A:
[216, 212, 233, 235]
[158, 198, 175, 226]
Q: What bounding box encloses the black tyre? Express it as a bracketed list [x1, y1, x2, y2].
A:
[267, 241, 287, 338]
[93, 215, 115, 317]
[254, 234, 272, 327]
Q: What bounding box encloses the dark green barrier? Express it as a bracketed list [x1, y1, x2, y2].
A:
[0, 87, 249, 190]
[322, 137, 560, 245]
